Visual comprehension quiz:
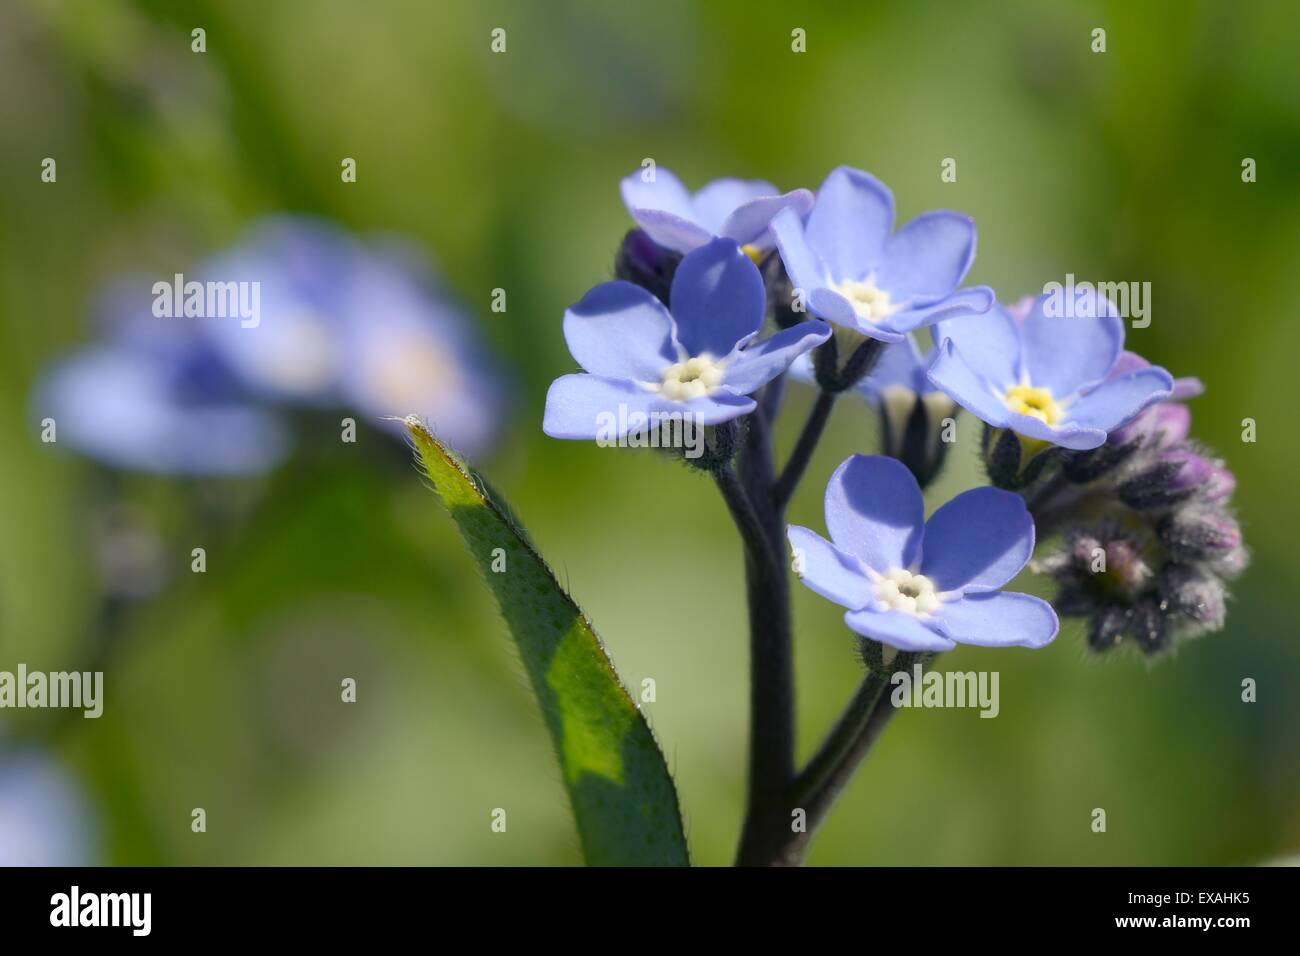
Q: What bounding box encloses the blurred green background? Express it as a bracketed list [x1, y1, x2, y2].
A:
[1, 0, 1297, 865]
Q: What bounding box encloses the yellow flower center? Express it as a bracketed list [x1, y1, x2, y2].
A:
[741, 244, 765, 265]
[1004, 384, 1063, 425]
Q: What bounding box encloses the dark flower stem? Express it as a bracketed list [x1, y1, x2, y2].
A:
[771, 390, 837, 511]
[717, 421, 803, 866]
[720, 338, 894, 864]
[713, 465, 781, 581]
[792, 658, 895, 802]
[797, 651, 929, 832]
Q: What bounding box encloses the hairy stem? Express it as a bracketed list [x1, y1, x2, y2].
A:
[792, 657, 894, 805]
[714, 465, 780, 582]
[771, 391, 837, 511]
[721, 413, 803, 866]
[798, 652, 925, 832]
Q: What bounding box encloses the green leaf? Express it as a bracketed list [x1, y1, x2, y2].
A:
[407, 420, 689, 866]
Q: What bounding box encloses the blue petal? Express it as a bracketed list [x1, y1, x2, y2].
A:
[843, 608, 956, 652]
[723, 321, 831, 394]
[1112, 351, 1202, 400]
[336, 274, 505, 457]
[875, 211, 977, 299]
[668, 238, 766, 357]
[542, 374, 755, 439]
[931, 302, 1022, 389]
[719, 190, 816, 249]
[35, 346, 288, 476]
[620, 168, 712, 252]
[197, 223, 356, 405]
[805, 166, 894, 282]
[807, 287, 882, 333]
[925, 338, 1015, 429]
[771, 206, 829, 296]
[787, 352, 816, 386]
[879, 286, 994, 335]
[624, 208, 713, 254]
[621, 167, 695, 218]
[0, 750, 98, 865]
[1021, 293, 1123, 396]
[787, 525, 874, 610]
[934, 592, 1059, 648]
[691, 178, 779, 233]
[1067, 367, 1174, 433]
[562, 280, 678, 380]
[920, 487, 1035, 593]
[824, 455, 925, 572]
[801, 283, 911, 341]
[1008, 413, 1108, 450]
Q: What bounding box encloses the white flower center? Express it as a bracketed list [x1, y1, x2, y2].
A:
[873, 567, 942, 617]
[832, 279, 900, 324]
[657, 354, 725, 402]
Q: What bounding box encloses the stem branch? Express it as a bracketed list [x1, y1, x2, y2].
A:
[772, 391, 837, 511]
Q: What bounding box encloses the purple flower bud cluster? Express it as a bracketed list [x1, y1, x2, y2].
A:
[1030, 360, 1246, 654]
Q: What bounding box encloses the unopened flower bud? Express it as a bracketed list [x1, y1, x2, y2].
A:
[984, 426, 1056, 490]
[614, 229, 680, 306]
[1118, 448, 1210, 509]
[1203, 463, 1236, 502]
[1111, 401, 1190, 449]
[1129, 599, 1170, 654]
[761, 250, 802, 330]
[1061, 438, 1141, 483]
[1158, 566, 1227, 632]
[877, 387, 956, 488]
[1087, 605, 1128, 652]
[1159, 506, 1242, 560]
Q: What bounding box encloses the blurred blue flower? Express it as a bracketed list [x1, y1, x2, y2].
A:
[32, 216, 507, 473]
[335, 240, 506, 456]
[33, 280, 289, 476]
[544, 239, 829, 441]
[621, 168, 813, 254]
[197, 218, 362, 407]
[927, 293, 1174, 450]
[788, 455, 1058, 652]
[0, 750, 98, 866]
[770, 166, 994, 343]
[199, 217, 506, 456]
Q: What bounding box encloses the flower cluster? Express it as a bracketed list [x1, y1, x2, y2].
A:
[34, 217, 505, 475]
[544, 164, 1243, 657]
